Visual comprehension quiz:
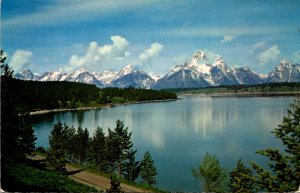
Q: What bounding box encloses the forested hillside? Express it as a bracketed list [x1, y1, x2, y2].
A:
[7, 78, 177, 111]
[168, 82, 300, 95]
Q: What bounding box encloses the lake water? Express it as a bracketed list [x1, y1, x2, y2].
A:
[33, 95, 296, 192]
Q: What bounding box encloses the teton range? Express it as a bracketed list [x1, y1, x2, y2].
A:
[16, 50, 300, 89]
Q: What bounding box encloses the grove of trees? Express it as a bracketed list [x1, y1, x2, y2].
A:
[170, 82, 300, 95]
[11, 79, 177, 111]
[46, 120, 158, 185]
[1, 50, 96, 192]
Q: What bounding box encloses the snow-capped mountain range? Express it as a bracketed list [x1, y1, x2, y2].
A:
[15, 50, 300, 89]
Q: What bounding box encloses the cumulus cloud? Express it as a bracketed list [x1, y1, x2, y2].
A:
[65, 35, 130, 72]
[250, 41, 266, 53]
[220, 35, 234, 44]
[293, 50, 300, 63]
[258, 45, 280, 65]
[139, 42, 163, 64]
[199, 50, 220, 64]
[9, 50, 33, 73]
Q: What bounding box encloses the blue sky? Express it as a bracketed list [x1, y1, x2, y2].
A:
[2, 0, 300, 75]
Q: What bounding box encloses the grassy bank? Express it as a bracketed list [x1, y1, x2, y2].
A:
[2, 162, 98, 192]
[34, 151, 166, 192]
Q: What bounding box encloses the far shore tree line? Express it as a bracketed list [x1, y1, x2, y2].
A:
[8, 74, 177, 111]
[168, 82, 300, 94]
[46, 120, 158, 186]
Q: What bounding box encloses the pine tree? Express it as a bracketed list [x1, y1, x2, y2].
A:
[106, 176, 125, 193]
[192, 152, 228, 193]
[250, 100, 300, 192]
[123, 149, 140, 182]
[47, 121, 66, 172]
[1, 50, 36, 162]
[91, 127, 108, 171]
[74, 127, 90, 164]
[62, 125, 76, 161]
[107, 120, 133, 177]
[140, 151, 157, 186]
[229, 159, 255, 193]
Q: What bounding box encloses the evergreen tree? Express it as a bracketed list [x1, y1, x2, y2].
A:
[229, 159, 255, 193]
[47, 122, 66, 172]
[74, 127, 90, 164]
[106, 176, 125, 193]
[250, 100, 300, 192]
[192, 152, 228, 193]
[1, 50, 13, 77]
[1, 50, 36, 162]
[123, 149, 140, 182]
[107, 120, 133, 177]
[62, 125, 76, 161]
[91, 127, 108, 171]
[18, 114, 37, 158]
[140, 151, 157, 186]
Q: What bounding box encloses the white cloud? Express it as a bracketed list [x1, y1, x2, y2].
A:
[258, 45, 280, 65]
[65, 35, 130, 72]
[197, 50, 220, 64]
[220, 35, 234, 44]
[9, 50, 33, 73]
[293, 50, 300, 63]
[139, 42, 163, 64]
[250, 41, 266, 53]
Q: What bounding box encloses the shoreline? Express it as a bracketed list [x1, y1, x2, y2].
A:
[29, 98, 178, 116]
[178, 91, 300, 97]
[29, 92, 298, 116]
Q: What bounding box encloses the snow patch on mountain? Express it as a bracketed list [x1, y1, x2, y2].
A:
[14, 50, 300, 89]
[92, 70, 117, 85]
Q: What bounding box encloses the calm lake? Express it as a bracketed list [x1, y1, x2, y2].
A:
[33, 95, 296, 192]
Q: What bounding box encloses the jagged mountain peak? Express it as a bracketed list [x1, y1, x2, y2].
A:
[15, 68, 38, 80]
[192, 50, 206, 60]
[170, 64, 184, 74]
[110, 64, 155, 88]
[112, 64, 134, 80]
[74, 67, 88, 73]
[267, 60, 300, 82]
[92, 70, 117, 85]
[213, 56, 226, 67]
[14, 49, 300, 89]
[123, 64, 134, 71]
[17, 68, 33, 76]
[276, 60, 292, 70]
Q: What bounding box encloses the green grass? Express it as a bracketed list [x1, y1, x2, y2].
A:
[33, 150, 167, 192]
[3, 163, 98, 192]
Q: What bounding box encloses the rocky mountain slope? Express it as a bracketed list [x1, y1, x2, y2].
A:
[15, 50, 300, 89]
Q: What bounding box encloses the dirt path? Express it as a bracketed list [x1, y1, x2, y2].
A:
[32, 155, 151, 192]
[66, 165, 150, 192]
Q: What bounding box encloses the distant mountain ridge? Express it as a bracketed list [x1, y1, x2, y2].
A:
[15, 50, 300, 89]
